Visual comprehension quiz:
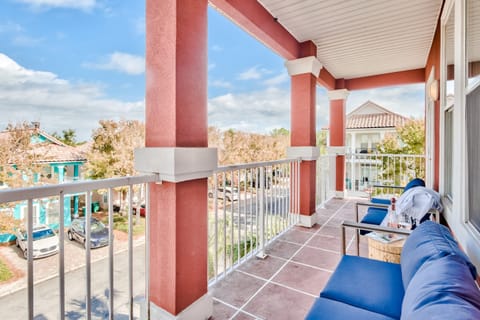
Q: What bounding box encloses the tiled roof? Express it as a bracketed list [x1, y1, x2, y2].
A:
[347, 112, 408, 129]
[346, 100, 410, 129]
[0, 129, 86, 164]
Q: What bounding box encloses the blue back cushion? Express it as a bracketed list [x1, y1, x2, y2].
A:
[320, 255, 404, 319]
[403, 178, 425, 192]
[400, 221, 477, 288]
[371, 198, 392, 205]
[401, 254, 480, 320]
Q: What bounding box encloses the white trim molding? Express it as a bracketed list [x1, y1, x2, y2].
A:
[327, 146, 346, 156]
[285, 56, 323, 77]
[296, 212, 318, 228]
[134, 147, 218, 183]
[286, 146, 320, 160]
[150, 293, 212, 320]
[327, 89, 350, 101]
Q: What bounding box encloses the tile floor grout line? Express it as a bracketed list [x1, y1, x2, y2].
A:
[229, 199, 352, 319]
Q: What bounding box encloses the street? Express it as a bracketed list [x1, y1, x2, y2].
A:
[0, 243, 146, 319]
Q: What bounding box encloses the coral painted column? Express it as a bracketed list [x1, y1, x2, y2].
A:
[139, 0, 213, 319]
[328, 89, 349, 197]
[285, 56, 322, 227]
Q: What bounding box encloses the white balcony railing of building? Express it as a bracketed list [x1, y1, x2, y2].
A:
[207, 159, 301, 285]
[345, 153, 425, 197]
[0, 174, 158, 319]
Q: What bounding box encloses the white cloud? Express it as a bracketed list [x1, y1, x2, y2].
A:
[211, 45, 223, 52]
[263, 72, 289, 87]
[0, 22, 23, 33]
[0, 53, 144, 141]
[210, 80, 232, 88]
[237, 66, 271, 81]
[12, 35, 44, 46]
[208, 63, 216, 71]
[16, 0, 96, 10]
[84, 52, 145, 75]
[208, 87, 291, 133]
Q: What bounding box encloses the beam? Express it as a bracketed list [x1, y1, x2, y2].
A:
[209, 0, 299, 59]
[345, 68, 425, 91]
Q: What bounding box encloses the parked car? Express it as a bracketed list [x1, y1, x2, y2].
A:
[15, 224, 59, 259]
[208, 187, 239, 201]
[67, 217, 110, 249]
[133, 204, 146, 217]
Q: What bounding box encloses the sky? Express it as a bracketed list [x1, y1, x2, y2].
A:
[0, 0, 426, 142]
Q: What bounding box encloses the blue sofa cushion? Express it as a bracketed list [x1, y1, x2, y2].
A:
[403, 178, 425, 192]
[360, 207, 388, 235]
[371, 197, 392, 205]
[306, 297, 397, 320]
[401, 221, 477, 288]
[320, 255, 404, 319]
[401, 254, 480, 320]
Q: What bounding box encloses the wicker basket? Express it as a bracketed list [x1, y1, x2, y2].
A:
[367, 237, 405, 263]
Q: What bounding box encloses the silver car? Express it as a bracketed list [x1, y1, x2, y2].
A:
[15, 224, 59, 259]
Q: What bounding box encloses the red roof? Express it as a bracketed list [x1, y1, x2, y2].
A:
[346, 101, 409, 129]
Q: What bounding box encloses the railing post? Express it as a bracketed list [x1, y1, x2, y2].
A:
[256, 166, 267, 259]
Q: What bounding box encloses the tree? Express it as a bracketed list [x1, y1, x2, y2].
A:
[51, 129, 78, 146]
[0, 122, 53, 188]
[85, 120, 145, 179]
[376, 119, 426, 184]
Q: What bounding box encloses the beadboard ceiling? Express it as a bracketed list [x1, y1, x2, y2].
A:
[257, 0, 443, 79]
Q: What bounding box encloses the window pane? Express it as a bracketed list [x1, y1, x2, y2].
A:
[444, 108, 453, 200]
[467, 84, 480, 231]
[467, 0, 480, 89]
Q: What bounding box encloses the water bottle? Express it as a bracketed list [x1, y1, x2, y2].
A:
[388, 198, 398, 228]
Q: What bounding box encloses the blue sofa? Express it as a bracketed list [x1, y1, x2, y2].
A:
[305, 221, 480, 320]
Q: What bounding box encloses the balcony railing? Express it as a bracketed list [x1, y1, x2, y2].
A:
[0, 174, 158, 319]
[345, 153, 425, 196]
[207, 159, 301, 285]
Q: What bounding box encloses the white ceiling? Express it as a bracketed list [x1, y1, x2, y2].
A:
[257, 0, 443, 79]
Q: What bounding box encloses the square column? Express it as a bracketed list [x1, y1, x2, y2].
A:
[285, 55, 322, 227]
[328, 89, 349, 198]
[144, 0, 212, 319]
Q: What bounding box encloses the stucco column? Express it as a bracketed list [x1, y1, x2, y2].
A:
[137, 1, 214, 319]
[328, 89, 349, 198]
[285, 56, 322, 227]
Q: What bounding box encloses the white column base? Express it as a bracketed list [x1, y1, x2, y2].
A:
[334, 191, 345, 199]
[296, 212, 318, 228]
[150, 293, 212, 320]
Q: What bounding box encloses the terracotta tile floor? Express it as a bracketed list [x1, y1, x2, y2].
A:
[210, 197, 369, 320]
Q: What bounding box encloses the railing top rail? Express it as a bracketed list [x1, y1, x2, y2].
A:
[346, 153, 425, 158]
[216, 158, 301, 172]
[0, 174, 159, 203]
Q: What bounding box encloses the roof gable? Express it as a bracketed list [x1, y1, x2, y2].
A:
[346, 101, 410, 129]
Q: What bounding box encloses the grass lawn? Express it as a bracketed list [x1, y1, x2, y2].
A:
[96, 213, 145, 236]
[0, 258, 13, 283]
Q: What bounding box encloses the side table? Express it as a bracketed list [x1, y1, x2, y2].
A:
[367, 237, 405, 263]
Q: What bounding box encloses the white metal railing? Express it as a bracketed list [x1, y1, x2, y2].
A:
[207, 159, 301, 284]
[345, 153, 425, 196]
[316, 154, 336, 208]
[0, 174, 158, 319]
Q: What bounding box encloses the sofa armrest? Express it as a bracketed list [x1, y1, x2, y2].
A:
[340, 220, 411, 256]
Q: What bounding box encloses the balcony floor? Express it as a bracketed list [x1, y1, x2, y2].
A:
[210, 197, 368, 319]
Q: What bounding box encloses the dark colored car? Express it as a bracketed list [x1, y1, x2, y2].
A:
[67, 217, 110, 249]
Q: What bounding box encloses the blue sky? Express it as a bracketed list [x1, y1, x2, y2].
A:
[0, 0, 425, 141]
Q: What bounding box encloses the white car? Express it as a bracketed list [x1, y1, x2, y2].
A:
[16, 224, 59, 259]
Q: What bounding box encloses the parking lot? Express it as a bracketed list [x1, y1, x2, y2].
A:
[0, 230, 144, 298]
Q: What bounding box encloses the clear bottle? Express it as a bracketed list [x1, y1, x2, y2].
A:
[388, 197, 398, 228]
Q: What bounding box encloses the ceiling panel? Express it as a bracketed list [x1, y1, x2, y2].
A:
[258, 0, 443, 79]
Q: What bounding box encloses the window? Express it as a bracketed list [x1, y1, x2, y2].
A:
[442, 5, 455, 201]
[466, 0, 480, 232]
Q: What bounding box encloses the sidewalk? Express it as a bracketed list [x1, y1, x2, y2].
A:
[0, 230, 145, 298]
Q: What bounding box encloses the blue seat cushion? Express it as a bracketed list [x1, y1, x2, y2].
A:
[306, 297, 397, 320]
[401, 254, 480, 320]
[401, 221, 478, 288]
[320, 255, 404, 319]
[360, 207, 388, 235]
